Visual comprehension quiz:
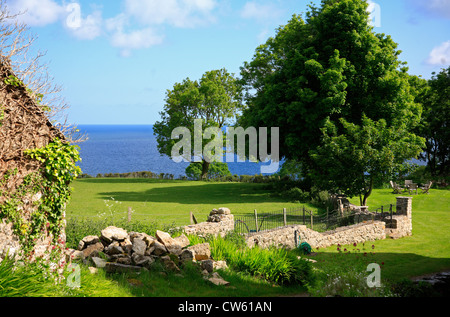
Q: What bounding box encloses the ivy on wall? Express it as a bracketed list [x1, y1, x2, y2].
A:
[0, 139, 81, 255]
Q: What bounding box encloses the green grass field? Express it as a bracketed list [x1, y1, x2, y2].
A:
[66, 178, 450, 288]
[66, 178, 315, 227]
[310, 187, 450, 283]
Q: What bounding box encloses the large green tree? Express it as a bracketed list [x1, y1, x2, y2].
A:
[417, 66, 450, 178]
[154, 68, 242, 179]
[238, 0, 425, 204]
[310, 116, 424, 206]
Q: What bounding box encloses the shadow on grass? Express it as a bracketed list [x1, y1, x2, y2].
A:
[95, 181, 280, 205]
[307, 250, 450, 283]
[77, 178, 187, 184]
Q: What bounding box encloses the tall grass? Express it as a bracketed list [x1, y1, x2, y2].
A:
[189, 233, 314, 286]
[0, 257, 54, 297]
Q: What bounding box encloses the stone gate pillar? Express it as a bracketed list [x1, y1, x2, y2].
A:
[396, 196, 412, 219]
[396, 196, 413, 236]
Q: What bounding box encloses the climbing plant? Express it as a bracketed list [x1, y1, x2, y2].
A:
[25, 139, 81, 242]
[0, 139, 81, 255]
[4, 75, 50, 112]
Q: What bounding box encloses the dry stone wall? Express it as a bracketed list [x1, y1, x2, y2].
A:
[183, 207, 234, 237]
[181, 197, 413, 250]
[245, 221, 387, 250]
[70, 225, 230, 286]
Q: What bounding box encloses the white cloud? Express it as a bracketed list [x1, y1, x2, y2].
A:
[6, 0, 65, 26]
[68, 10, 103, 40]
[427, 41, 450, 66]
[124, 0, 217, 28]
[5, 0, 219, 56]
[110, 27, 164, 57]
[240, 1, 282, 21]
[408, 0, 450, 19]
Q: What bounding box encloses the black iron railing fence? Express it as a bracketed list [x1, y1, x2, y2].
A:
[234, 201, 408, 235]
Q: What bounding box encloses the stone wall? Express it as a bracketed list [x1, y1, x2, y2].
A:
[0, 220, 20, 260]
[180, 196, 413, 249]
[245, 221, 387, 250]
[244, 196, 413, 249]
[183, 208, 234, 237]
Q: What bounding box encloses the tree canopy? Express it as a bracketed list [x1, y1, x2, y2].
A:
[153, 68, 242, 179]
[238, 0, 425, 204]
[417, 66, 450, 178]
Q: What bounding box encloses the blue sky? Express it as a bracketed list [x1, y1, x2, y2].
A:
[5, 0, 450, 125]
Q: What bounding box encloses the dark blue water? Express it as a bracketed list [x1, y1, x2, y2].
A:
[76, 125, 276, 178]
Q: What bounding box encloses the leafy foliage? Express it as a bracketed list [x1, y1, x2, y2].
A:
[0, 139, 83, 254]
[238, 0, 425, 203]
[25, 139, 81, 241]
[416, 66, 450, 177]
[310, 116, 424, 205]
[185, 161, 231, 180]
[154, 68, 242, 179]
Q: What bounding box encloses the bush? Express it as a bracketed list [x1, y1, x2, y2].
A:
[284, 187, 310, 202]
[185, 162, 232, 180]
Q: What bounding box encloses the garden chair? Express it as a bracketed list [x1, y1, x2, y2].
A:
[408, 183, 418, 195]
[420, 181, 433, 194]
[390, 181, 403, 194]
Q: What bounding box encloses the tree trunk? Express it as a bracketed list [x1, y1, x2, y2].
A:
[362, 176, 373, 206]
[201, 160, 210, 180]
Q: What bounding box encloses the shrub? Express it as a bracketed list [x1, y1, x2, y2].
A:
[284, 187, 310, 202]
[185, 162, 231, 180]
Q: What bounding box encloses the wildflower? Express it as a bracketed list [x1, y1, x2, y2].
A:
[372, 245, 375, 249]
[353, 243, 357, 247]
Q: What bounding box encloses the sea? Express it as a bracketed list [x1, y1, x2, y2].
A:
[75, 125, 275, 178]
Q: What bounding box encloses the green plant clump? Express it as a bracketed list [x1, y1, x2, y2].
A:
[190, 233, 314, 286]
[0, 139, 81, 255]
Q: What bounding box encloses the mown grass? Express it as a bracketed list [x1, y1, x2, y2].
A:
[305, 187, 450, 292]
[66, 178, 317, 227]
[67, 179, 449, 283]
[4, 180, 448, 298]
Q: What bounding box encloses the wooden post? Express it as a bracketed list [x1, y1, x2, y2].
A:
[283, 208, 287, 226]
[128, 207, 132, 223]
[310, 211, 313, 230]
[303, 206, 305, 225]
[190, 212, 198, 225]
[254, 209, 259, 232]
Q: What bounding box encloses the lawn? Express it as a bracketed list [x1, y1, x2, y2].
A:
[66, 178, 450, 293]
[308, 187, 450, 282]
[66, 178, 314, 227]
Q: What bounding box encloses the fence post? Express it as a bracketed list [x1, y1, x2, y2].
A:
[190, 212, 198, 225]
[390, 204, 393, 222]
[303, 206, 305, 225]
[128, 207, 132, 223]
[254, 209, 259, 232]
[310, 211, 313, 230]
[283, 208, 287, 226]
